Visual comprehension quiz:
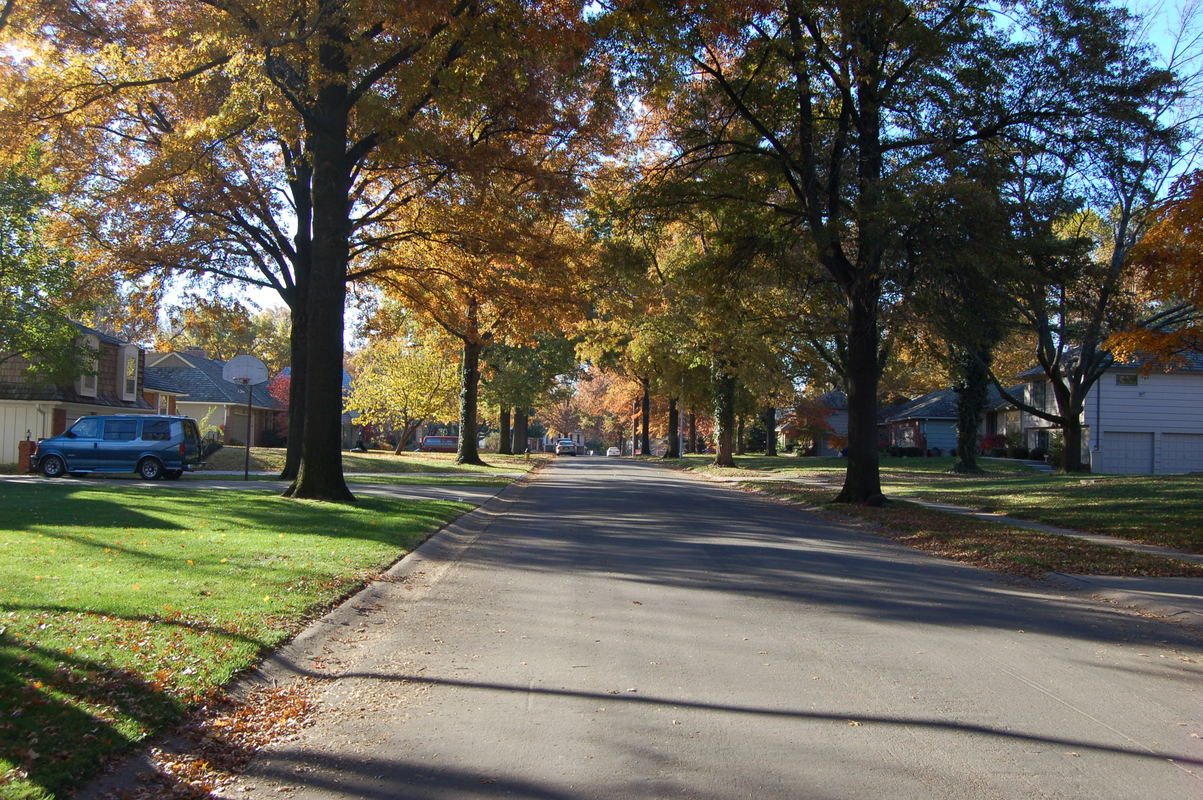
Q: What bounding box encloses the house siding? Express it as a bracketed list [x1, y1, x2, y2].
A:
[921, 420, 958, 453]
[817, 410, 848, 456]
[0, 335, 151, 465]
[1085, 371, 1203, 474]
[0, 402, 46, 465]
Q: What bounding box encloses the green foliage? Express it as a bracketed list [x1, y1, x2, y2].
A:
[482, 335, 579, 412]
[0, 166, 87, 383]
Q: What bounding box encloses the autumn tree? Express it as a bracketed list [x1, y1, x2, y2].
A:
[986, 3, 1199, 472]
[345, 331, 460, 453]
[1108, 170, 1203, 360]
[3, 0, 612, 500]
[621, 0, 1168, 499]
[482, 335, 578, 454]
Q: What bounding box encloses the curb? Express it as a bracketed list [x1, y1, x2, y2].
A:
[72, 469, 538, 800]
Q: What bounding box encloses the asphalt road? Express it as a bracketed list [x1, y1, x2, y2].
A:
[233, 458, 1203, 800]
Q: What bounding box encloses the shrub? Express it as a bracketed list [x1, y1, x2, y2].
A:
[1006, 446, 1030, 459]
[980, 433, 1008, 453]
[1029, 447, 1046, 461]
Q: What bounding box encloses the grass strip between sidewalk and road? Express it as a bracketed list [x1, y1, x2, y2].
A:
[0, 483, 471, 800]
[750, 481, 1203, 579]
[666, 454, 1203, 555]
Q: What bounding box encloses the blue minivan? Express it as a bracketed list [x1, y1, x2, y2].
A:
[34, 414, 204, 480]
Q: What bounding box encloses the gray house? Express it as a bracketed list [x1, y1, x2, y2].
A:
[144, 350, 281, 445]
[1006, 353, 1203, 474]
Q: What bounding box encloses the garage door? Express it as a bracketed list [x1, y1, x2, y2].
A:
[1102, 431, 1154, 474]
[1161, 433, 1203, 474]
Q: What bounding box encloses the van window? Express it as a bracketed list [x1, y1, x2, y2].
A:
[69, 417, 102, 439]
[142, 419, 172, 441]
[182, 419, 200, 447]
[103, 419, 139, 441]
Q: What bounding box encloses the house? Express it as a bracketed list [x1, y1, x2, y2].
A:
[882, 388, 959, 454]
[0, 323, 152, 465]
[813, 390, 849, 456]
[1006, 353, 1203, 474]
[144, 350, 281, 446]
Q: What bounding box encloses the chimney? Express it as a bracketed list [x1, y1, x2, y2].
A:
[184, 348, 207, 359]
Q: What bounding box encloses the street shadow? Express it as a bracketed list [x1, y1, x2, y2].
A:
[237, 671, 1200, 799]
[463, 460, 1203, 650]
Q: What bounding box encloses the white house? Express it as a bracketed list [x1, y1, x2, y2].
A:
[1010, 353, 1203, 474]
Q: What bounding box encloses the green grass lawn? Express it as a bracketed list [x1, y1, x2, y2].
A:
[0, 483, 470, 800]
[670, 454, 1203, 554]
[199, 446, 546, 475]
[663, 453, 1035, 478]
[751, 481, 1203, 578]
[884, 473, 1203, 553]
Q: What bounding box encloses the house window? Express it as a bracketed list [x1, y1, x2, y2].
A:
[1115, 374, 1138, 386]
[77, 336, 99, 397]
[122, 347, 139, 401]
[157, 394, 170, 415]
[1031, 381, 1047, 410]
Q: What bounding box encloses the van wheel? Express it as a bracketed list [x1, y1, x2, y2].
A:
[163, 469, 183, 480]
[40, 455, 65, 478]
[138, 458, 164, 480]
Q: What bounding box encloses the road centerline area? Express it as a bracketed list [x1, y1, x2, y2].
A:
[233, 458, 1203, 800]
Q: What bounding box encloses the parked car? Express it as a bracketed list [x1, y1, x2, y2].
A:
[554, 438, 579, 455]
[34, 414, 203, 480]
[418, 435, 459, 453]
[606, 447, 621, 457]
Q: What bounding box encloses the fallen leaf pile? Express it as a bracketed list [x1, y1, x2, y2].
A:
[110, 679, 316, 800]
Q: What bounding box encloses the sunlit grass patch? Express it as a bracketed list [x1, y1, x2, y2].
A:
[0, 483, 468, 800]
[198, 446, 547, 475]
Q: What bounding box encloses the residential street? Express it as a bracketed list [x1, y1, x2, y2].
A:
[230, 458, 1203, 799]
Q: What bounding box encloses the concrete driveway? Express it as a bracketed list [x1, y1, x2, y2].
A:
[211, 458, 1203, 799]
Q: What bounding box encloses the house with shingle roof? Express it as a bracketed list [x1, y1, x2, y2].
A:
[144, 350, 281, 445]
[0, 322, 152, 465]
[1003, 350, 1203, 474]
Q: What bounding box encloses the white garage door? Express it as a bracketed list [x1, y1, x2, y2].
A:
[1161, 433, 1203, 474]
[1103, 431, 1154, 474]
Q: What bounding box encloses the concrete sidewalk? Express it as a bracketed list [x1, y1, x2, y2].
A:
[708, 472, 1203, 633]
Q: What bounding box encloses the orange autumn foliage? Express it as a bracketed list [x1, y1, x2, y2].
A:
[1109, 171, 1203, 361]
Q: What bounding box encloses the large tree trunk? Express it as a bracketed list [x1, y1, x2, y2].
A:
[763, 405, 777, 457]
[639, 375, 651, 456]
[512, 408, 528, 453]
[498, 406, 513, 455]
[288, 90, 354, 502]
[953, 348, 989, 474]
[279, 151, 312, 482]
[1061, 409, 1088, 472]
[280, 300, 307, 481]
[664, 396, 680, 458]
[713, 370, 736, 468]
[834, 285, 884, 504]
[456, 339, 487, 465]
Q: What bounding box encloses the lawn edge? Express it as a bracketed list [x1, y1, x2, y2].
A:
[71, 465, 542, 800]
